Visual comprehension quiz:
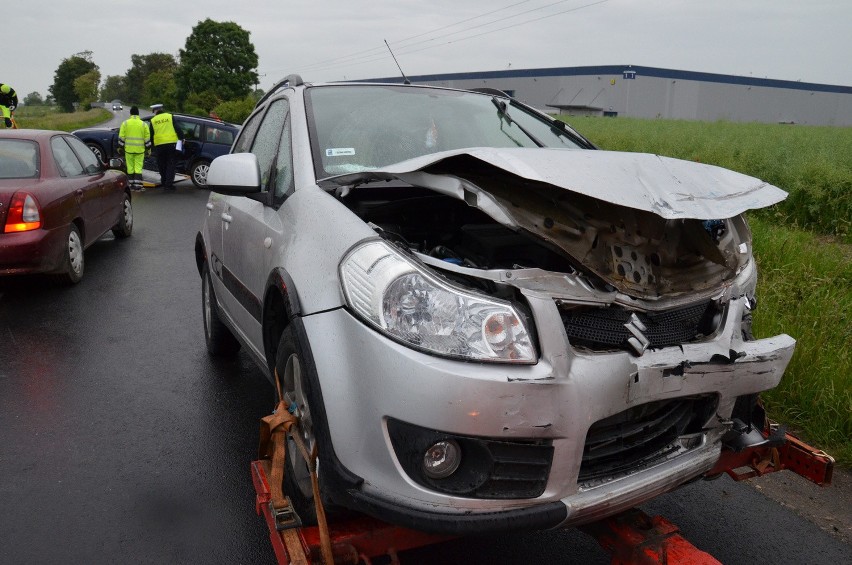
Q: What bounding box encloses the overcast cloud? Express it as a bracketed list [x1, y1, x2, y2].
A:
[8, 0, 852, 99]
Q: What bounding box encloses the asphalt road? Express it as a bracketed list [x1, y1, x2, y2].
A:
[1, 184, 849, 564]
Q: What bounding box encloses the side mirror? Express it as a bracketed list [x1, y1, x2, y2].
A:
[108, 158, 125, 170]
[207, 153, 262, 195]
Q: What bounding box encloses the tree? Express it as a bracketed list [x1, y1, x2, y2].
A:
[100, 75, 127, 103]
[50, 51, 99, 112]
[23, 92, 44, 106]
[183, 89, 222, 116]
[74, 70, 101, 109]
[125, 53, 178, 103]
[175, 19, 258, 108]
[142, 69, 178, 109]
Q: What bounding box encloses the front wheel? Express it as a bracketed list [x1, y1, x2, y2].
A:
[189, 159, 211, 188]
[111, 193, 133, 238]
[276, 327, 319, 524]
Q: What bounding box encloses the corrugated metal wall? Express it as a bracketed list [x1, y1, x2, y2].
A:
[368, 66, 852, 126]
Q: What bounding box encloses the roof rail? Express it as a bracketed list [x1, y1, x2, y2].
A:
[256, 74, 305, 107]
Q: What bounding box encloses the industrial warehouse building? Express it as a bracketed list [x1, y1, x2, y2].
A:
[367, 65, 852, 126]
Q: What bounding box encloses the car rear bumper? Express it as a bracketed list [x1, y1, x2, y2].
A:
[0, 227, 66, 275]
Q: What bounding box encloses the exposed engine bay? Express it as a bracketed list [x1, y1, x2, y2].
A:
[337, 167, 752, 301]
[330, 148, 780, 354]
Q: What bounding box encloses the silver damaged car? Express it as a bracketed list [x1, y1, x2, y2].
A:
[196, 76, 795, 535]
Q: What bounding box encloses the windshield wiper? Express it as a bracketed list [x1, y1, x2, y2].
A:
[491, 97, 545, 147]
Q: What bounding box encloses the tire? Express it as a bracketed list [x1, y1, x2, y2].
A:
[202, 264, 240, 357]
[275, 326, 320, 524]
[111, 193, 133, 238]
[86, 142, 107, 165]
[54, 224, 84, 285]
[189, 159, 211, 188]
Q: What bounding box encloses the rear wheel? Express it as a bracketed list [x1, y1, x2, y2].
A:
[111, 193, 133, 238]
[54, 224, 84, 284]
[202, 264, 240, 356]
[86, 142, 107, 165]
[190, 159, 211, 188]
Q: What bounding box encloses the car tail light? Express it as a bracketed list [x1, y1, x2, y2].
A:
[4, 192, 42, 233]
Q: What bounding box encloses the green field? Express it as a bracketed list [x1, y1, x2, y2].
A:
[563, 116, 851, 465]
[9, 106, 111, 131]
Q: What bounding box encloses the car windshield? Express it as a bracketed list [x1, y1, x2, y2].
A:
[305, 85, 584, 179]
[0, 139, 39, 179]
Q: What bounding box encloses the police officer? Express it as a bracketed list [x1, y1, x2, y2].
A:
[118, 106, 151, 192]
[149, 103, 182, 190]
[0, 83, 18, 128]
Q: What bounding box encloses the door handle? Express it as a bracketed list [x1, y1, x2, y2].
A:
[206, 203, 214, 210]
[221, 213, 233, 223]
[76, 189, 84, 196]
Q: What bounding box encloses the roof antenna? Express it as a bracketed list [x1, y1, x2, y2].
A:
[384, 40, 410, 85]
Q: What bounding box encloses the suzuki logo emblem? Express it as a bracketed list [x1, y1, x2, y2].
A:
[625, 313, 650, 355]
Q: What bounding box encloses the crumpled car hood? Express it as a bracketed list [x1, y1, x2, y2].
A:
[329, 147, 787, 219]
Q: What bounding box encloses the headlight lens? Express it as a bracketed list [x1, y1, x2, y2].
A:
[340, 241, 536, 363]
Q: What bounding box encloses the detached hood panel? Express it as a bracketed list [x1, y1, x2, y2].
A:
[334, 148, 787, 219]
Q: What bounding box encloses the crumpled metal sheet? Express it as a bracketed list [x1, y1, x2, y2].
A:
[333, 147, 788, 220]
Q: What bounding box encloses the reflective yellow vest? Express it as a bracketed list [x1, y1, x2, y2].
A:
[150, 112, 179, 145]
[118, 115, 150, 154]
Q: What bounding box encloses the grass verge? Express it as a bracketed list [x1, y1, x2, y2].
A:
[749, 216, 851, 464]
[11, 106, 112, 131]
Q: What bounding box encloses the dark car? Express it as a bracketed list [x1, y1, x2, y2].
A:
[72, 113, 239, 188]
[0, 129, 132, 284]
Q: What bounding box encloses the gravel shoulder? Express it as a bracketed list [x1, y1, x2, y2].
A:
[747, 466, 852, 545]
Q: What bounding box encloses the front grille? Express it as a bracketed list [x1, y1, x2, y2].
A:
[559, 301, 713, 351]
[579, 396, 715, 482]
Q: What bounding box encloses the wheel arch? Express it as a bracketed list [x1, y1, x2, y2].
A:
[261, 269, 364, 506]
[262, 267, 302, 375]
[194, 232, 207, 276]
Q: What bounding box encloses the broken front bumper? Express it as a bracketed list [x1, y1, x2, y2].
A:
[301, 295, 794, 534]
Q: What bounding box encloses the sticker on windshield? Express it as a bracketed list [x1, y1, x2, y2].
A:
[326, 148, 355, 157]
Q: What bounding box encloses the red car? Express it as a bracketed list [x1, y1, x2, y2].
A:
[0, 129, 132, 284]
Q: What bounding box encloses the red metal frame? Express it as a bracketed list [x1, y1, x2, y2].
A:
[706, 429, 834, 486]
[581, 509, 722, 565]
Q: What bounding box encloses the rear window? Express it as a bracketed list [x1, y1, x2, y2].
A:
[0, 139, 39, 179]
[205, 125, 235, 146]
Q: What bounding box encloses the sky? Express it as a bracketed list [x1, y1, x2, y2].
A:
[8, 0, 852, 100]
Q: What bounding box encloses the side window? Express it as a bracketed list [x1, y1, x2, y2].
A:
[66, 135, 102, 173]
[176, 121, 201, 141]
[273, 116, 293, 199]
[232, 111, 263, 154]
[249, 99, 289, 193]
[51, 137, 85, 177]
[205, 125, 235, 146]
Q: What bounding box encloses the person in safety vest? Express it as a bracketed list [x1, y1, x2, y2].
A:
[0, 83, 18, 128]
[118, 106, 151, 192]
[149, 103, 182, 190]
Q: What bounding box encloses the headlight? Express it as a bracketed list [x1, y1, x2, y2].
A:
[340, 240, 537, 363]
